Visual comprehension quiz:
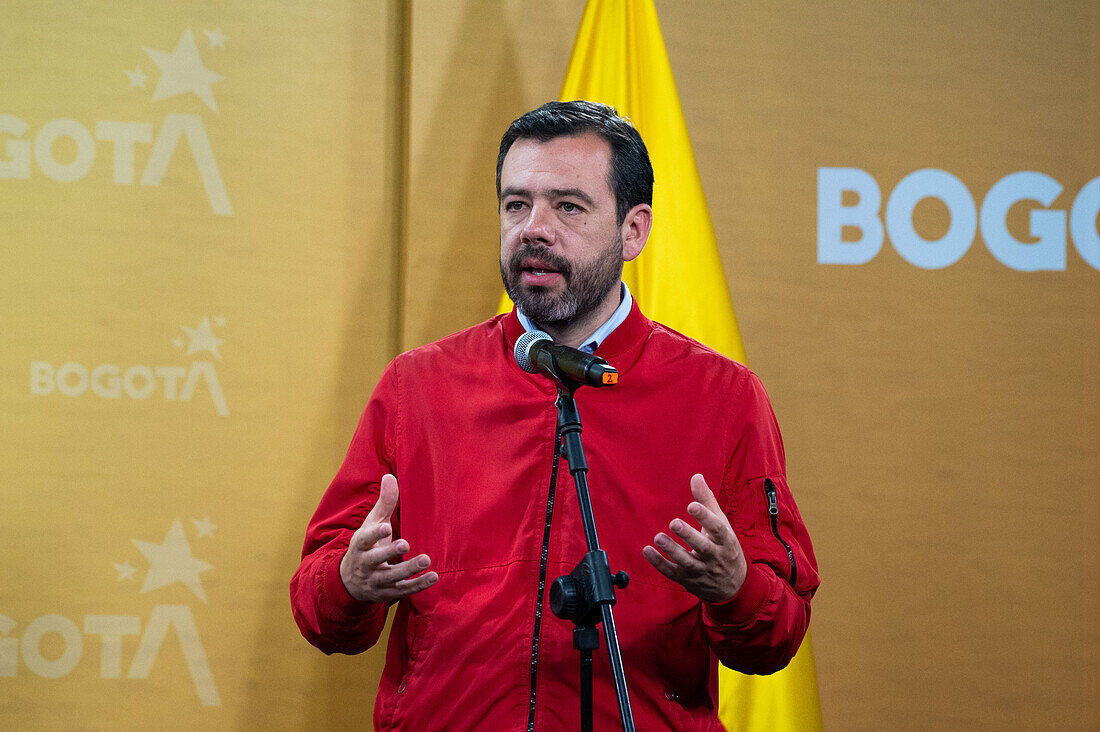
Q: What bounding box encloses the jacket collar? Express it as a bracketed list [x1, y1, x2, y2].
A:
[501, 298, 651, 380]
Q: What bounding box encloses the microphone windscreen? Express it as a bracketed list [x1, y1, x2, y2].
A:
[513, 330, 551, 373]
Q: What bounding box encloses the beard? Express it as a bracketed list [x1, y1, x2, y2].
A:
[500, 234, 624, 329]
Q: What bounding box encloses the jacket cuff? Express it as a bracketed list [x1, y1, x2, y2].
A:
[320, 549, 380, 621]
[702, 561, 771, 628]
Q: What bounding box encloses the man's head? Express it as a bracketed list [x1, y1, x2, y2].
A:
[496, 100, 653, 225]
[497, 102, 654, 343]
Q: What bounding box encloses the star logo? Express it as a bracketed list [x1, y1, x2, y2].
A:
[144, 28, 224, 113]
[181, 316, 224, 360]
[204, 28, 228, 49]
[124, 68, 147, 89]
[133, 519, 213, 602]
[193, 517, 217, 538]
[113, 561, 137, 581]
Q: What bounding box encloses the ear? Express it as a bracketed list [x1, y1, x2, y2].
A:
[620, 203, 653, 262]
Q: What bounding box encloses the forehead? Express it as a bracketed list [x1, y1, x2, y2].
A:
[500, 133, 613, 196]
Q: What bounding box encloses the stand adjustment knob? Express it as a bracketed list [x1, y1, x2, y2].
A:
[550, 575, 582, 620]
[613, 571, 629, 589]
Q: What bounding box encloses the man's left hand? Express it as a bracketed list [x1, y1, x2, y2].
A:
[642, 473, 748, 603]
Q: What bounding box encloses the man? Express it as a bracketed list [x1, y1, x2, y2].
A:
[291, 101, 818, 730]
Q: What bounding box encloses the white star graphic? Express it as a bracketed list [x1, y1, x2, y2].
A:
[144, 28, 224, 113]
[193, 517, 217, 538]
[204, 28, 228, 49]
[113, 561, 137, 581]
[133, 519, 213, 602]
[124, 68, 147, 89]
[181, 316, 224, 360]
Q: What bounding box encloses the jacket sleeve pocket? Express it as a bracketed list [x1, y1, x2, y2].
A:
[733, 475, 819, 601]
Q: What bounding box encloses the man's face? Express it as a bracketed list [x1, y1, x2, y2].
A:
[498, 133, 624, 332]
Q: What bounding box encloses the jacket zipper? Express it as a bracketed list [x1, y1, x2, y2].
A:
[764, 478, 798, 586]
[527, 421, 562, 732]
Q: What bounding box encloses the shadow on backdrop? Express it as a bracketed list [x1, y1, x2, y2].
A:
[237, 0, 528, 729]
[400, 0, 529, 350]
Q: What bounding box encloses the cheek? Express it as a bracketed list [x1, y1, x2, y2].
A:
[500, 229, 519, 261]
[501, 220, 526, 246]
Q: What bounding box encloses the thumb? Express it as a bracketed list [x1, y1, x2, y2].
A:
[689, 473, 720, 512]
[366, 473, 400, 523]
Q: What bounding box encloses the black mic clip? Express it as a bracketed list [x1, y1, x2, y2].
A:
[514, 330, 619, 392]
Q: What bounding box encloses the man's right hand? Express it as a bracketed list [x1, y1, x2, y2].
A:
[339, 473, 438, 602]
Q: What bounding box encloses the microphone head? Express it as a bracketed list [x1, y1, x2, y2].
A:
[514, 330, 551, 374]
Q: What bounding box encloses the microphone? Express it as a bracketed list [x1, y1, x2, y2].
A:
[514, 330, 619, 388]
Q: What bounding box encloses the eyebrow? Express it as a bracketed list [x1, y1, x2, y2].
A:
[548, 188, 595, 206]
[499, 186, 596, 208]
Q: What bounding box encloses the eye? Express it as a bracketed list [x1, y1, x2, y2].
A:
[504, 200, 525, 212]
[560, 201, 580, 213]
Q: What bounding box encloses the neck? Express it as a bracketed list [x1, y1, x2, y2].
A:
[532, 283, 622, 348]
[535, 320, 597, 350]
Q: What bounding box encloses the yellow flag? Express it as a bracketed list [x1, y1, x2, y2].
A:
[500, 1, 822, 729]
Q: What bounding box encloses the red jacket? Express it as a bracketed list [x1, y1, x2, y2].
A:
[291, 304, 818, 730]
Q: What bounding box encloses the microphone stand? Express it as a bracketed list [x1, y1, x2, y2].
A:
[549, 379, 635, 732]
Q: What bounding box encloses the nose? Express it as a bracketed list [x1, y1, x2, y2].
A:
[520, 202, 555, 246]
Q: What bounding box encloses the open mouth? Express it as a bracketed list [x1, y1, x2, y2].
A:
[519, 257, 565, 284]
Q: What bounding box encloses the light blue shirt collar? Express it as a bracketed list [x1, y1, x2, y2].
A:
[517, 281, 633, 354]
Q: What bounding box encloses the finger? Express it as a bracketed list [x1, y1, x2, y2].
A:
[391, 570, 439, 597]
[689, 473, 721, 512]
[373, 553, 433, 585]
[350, 520, 392, 552]
[685, 501, 732, 543]
[652, 532, 700, 569]
[642, 545, 681, 579]
[365, 473, 400, 523]
[669, 518, 715, 558]
[361, 538, 410, 568]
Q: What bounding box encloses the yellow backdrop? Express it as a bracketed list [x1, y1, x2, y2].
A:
[2, 1, 1096, 729]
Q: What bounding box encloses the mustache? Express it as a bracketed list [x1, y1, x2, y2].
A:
[506, 244, 572, 280]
